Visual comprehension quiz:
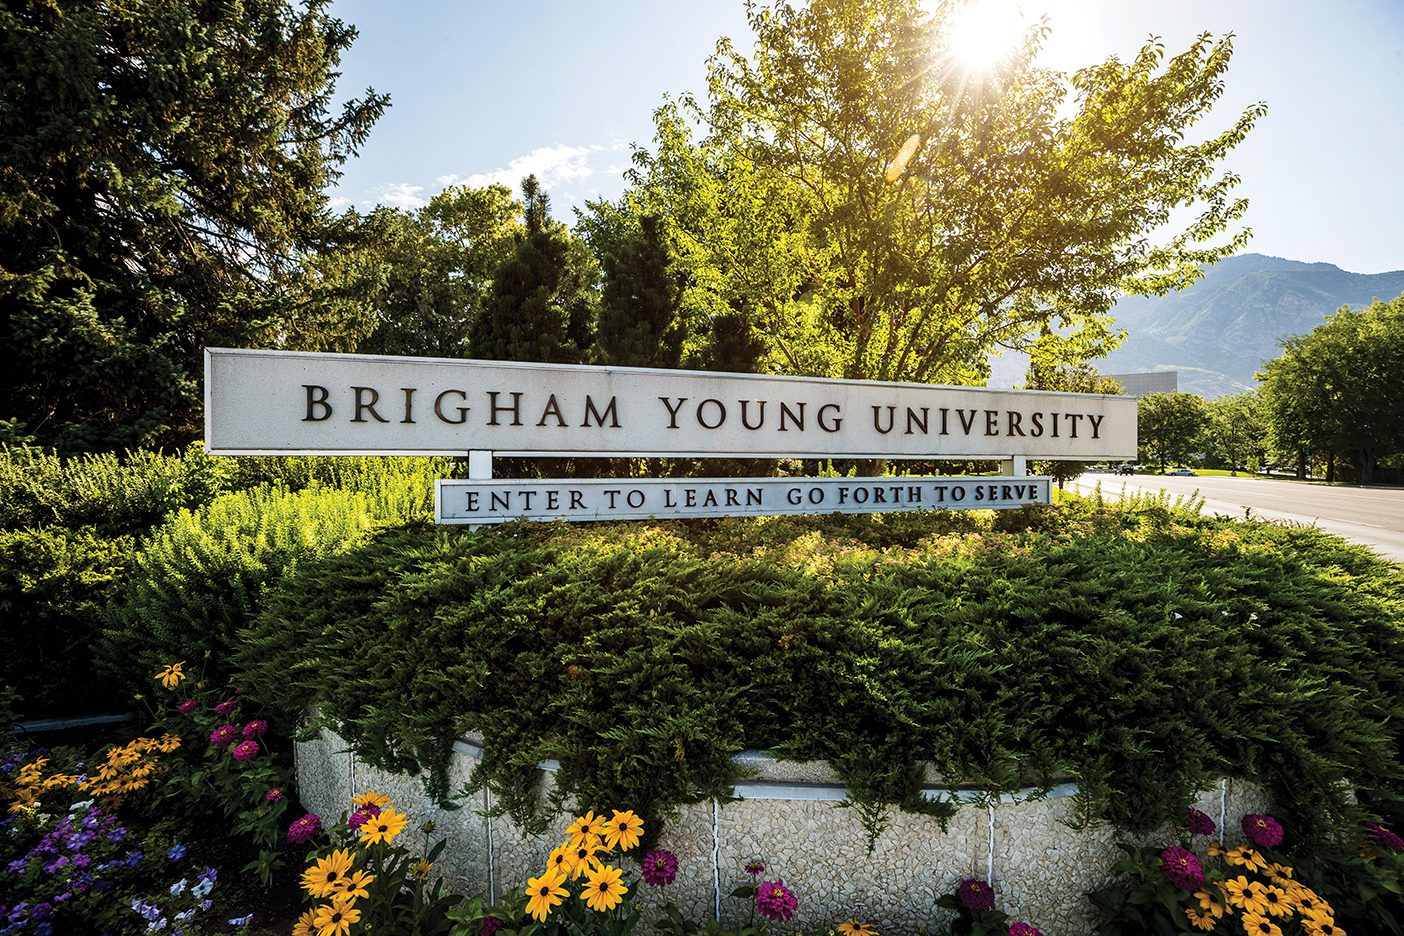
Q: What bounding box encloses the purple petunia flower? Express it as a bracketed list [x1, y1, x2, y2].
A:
[287, 814, 322, 845]
[479, 916, 504, 936]
[641, 849, 679, 886]
[1185, 807, 1217, 836]
[957, 877, 995, 912]
[230, 741, 259, 763]
[1242, 814, 1284, 848]
[208, 725, 239, 749]
[167, 844, 187, 862]
[755, 880, 798, 922]
[1160, 846, 1205, 891]
[228, 915, 252, 927]
[1367, 822, 1404, 851]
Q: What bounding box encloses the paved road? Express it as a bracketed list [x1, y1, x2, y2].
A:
[1066, 473, 1404, 563]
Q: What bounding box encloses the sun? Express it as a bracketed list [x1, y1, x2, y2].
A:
[944, 0, 1027, 72]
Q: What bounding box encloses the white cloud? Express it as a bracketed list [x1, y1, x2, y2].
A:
[456, 143, 607, 191]
[328, 195, 353, 211]
[380, 182, 427, 210]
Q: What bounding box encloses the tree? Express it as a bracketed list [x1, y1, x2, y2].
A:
[1205, 391, 1266, 474]
[1138, 392, 1210, 472]
[355, 186, 521, 358]
[577, 206, 684, 369]
[0, 0, 386, 451]
[625, 0, 1263, 388]
[1258, 295, 1404, 484]
[470, 177, 598, 364]
[1023, 336, 1125, 487]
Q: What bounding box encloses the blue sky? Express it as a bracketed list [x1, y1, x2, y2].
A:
[327, 0, 1404, 273]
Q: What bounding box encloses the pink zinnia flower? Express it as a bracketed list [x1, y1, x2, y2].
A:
[745, 860, 764, 876]
[348, 805, 381, 830]
[1185, 807, 1216, 836]
[957, 878, 995, 912]
[264, 787, 284, 802]
[213, 699, 239, 717]
[641, 849, 678, 886]
[1367, 822, 1404, 851]
[1160, 846, 1204, 891]
[1009, 924, 1045, 936]
[241, 719, 268, 740]
[479, 917, 504, 936]
[208, 725, 238, 749]
[287, 813, 322, 844]
[230, 740, 259, 763]
[177, 699, 198, 715]
[1242, 814, 1284, 848]
[755, 880, 797, 922]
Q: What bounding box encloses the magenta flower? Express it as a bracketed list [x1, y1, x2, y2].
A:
[177, 700, 198, 715]
[208, 725, 239, 749]
[1366, 822, 1404, 851]
[755, 880, 797, 922]
[230, 741, 259, 763]
[641, 849, 678, 886]
[241, 720, 268, 740]
[479, 917, 504, 936]
[347, 804, 382, 830]
[1185, 807, 1216, 836]
[287, 813, 322, 845]
[1160, 846, 1204, 891]
[1242, 814, 1284, 848]
[213, 699, 239, 717]
[745, 860, 764, 876]
[1009, 924, 1045, 936]
[264, 788, 284, 803]
[957, 878, 995, 912]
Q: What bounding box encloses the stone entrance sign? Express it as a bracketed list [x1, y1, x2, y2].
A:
[205, 349, 1137, 460]
[435, 476, 1051, 524]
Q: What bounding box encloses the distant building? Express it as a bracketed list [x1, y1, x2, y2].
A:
[1101, 371, 1178, 398]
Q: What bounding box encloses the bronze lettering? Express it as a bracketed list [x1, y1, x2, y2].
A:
[739, 400, 766, 430]
[352, 387, 389, 423]
[746, 489, 762, 506]
[779, 402, 805, 432]
[491, 491, 510, 511]
[569, 490, 584, 509]
[400, 388, 416, 424]
[537, 394, 568, 428]
[1066, 413, 1083, 438]
[817, 403, 842, 433]
[1030, 412, 1044, 437]
[582, 395, 621, 428]
[434, 390, 470, 424]
[872, 405, 895, 434]
[1007, 411, 1025, 436]
[302, 385, 332, 422]
[983, 410, 999, 436]
[1088, 413, 1105, 439]
[957, 409, 978, 434]
[487, 391, 523, 427]
[696, 399, 726, 429]
[939, 407, 950, 435]
[904, 407, 928, 436]
[659, 397, 687, 429]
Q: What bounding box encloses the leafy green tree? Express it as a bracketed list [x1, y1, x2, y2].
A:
[624, 0, 1263, 388]
[470, 176, 598, 364]
[1205, 391, 1266, 474]
[1138, 392, 1210, 472]
[355, 186, 521, 357]
[1023, 338, 1125, 487]
[577, 207, 684, 369]
[0, 0, 386, 451]
[1258, 295, 1404, 484]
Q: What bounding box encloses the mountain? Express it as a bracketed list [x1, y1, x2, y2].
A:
[1099, 254, 1404, 396]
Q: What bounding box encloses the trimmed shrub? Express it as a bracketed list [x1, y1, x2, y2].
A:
[236, 503, 1404, 845]
[0, 527, 131, 716]
[99, 477, 437, 691]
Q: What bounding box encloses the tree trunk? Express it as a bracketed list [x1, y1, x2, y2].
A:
[1325, 453, 1336, 483]
[1295, 448, 1307, 479]
[1360, 449, 1377, 485]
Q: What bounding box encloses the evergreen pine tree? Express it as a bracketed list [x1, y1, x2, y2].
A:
[593, 214, 683, 369]
[470, 176, 597, 364]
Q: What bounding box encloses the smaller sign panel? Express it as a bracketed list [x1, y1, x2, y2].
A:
[435, 476, 1051, 525]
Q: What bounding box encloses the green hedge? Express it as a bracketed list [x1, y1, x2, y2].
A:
[0, 527, 131, 716]
[234, 503, 1404, 846]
